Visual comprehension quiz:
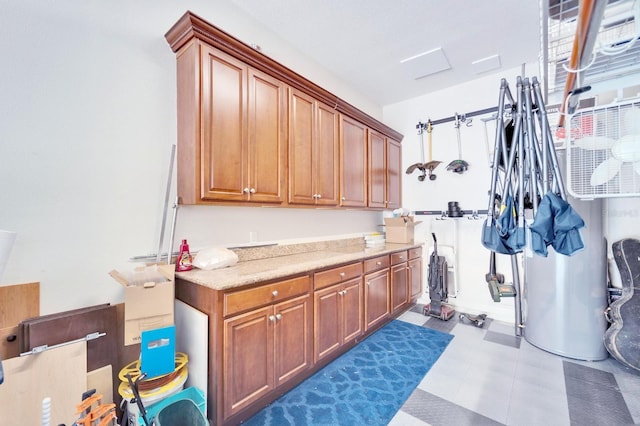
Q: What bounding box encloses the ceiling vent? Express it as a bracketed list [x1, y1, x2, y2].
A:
[471, 54, 502, 74]
[400, 47, 451, 80]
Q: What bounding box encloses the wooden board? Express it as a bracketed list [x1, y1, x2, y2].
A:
[20, 303, 117, 371]
[0, 325, 20, 359]
[0, 341, 87, 425]
[0, 282, 39, 328]
[87, 365, 113, 406]
[0, 282, 39, 360]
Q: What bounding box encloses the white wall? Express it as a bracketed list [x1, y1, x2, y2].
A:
[0, 1, 382, 314]
[384, 65, 539, 322]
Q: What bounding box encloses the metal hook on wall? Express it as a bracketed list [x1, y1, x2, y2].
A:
[467, 210, 481, 220]
[458, 113, 473, 127]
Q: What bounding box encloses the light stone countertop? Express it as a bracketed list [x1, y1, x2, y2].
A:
[175, 240, 422, 291]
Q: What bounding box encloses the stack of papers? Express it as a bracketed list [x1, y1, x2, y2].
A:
[364, 233, 385, 248]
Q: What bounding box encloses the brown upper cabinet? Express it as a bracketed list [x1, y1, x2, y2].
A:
[175, 43, 286, 204]
[368, 130, 386, 209]
[165, 11, 403, 208]
[339, 115, 368, 208]
[369, 132, 402, 210]
[288, 89, 339, 206]
[386, 138, 402, 210]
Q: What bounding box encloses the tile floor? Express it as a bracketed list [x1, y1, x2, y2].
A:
[389, 305, 640, 426]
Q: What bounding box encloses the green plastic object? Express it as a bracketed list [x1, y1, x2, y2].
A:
[488, 280, 516, 302]
[155, 399, 208, 426]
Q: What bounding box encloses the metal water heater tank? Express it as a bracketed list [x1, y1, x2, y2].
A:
[524, 155, 608, 361]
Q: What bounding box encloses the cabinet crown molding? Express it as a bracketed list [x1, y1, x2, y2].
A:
[165, 10, 403, 142]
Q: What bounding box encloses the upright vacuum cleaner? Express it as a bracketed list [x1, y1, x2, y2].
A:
[424, 233, 455, 320]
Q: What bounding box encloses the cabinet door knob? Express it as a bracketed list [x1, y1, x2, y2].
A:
[317, 194, 322, 199]
[269, 315, 276, 322]
[376, 261, 382, 266]
[272, 290, 279, 297]
[250, 188, 256, 194]
[243, 187, 250, 193]
[275, 313, 282, 321]
[366, 281, 370, 286]
[339, 272, 346, 278]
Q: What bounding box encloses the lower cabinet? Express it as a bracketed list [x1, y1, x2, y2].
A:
[409, 247, 423, 300]
[391, 262, 409, 313]
[314, 276, 363, 362]
[390, 250, 409, 314]
[364, 268, 390, 331]
[176, 247, 422, 425]
[223, 294, 312, 418]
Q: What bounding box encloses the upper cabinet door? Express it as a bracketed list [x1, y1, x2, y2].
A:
[339, 115, 368, 207]
[315, 102, 339, 206]
[368, 130, 387, 209]
[288, 89, 316, 205]
[247, 68, 287, 203]
[386, 138, 402, 210]
[200, 45, 248, 202]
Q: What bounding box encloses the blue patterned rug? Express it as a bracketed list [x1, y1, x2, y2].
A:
[243, 319, 453, 425]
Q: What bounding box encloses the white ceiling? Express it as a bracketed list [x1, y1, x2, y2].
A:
[228, 0, 542, 106]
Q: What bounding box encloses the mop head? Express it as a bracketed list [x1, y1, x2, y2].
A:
[459, 313, 487, 328]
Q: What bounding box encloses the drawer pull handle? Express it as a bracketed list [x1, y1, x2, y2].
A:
[376, 261, 382, 265]
[275, 313, 282, 321]
[339, 272, 346, 277]
[272, 290, 279, 297]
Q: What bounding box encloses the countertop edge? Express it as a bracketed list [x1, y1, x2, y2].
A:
[175, 242, 423, 291]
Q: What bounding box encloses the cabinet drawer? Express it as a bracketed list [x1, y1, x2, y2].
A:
[409, 247, 422, 259]
[224, 275, 311, 317]
[390, 250, 408, 265]
[314, 262, 363, 290]
[363, 255, 389, 274]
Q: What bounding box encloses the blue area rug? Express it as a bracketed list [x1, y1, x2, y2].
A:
[243, 319, 453, 425]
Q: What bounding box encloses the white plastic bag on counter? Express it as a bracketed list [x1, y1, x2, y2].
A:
[192, 247, 239, 270]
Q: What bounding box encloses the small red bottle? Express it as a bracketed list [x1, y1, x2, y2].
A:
[176, 239, 193, 272]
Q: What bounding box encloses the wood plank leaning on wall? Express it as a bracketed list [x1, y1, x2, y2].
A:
[0, 282, 39, 359]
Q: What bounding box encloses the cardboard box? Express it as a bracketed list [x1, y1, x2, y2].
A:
[109, 264, 175, 346]
[384, 217, 420, 244]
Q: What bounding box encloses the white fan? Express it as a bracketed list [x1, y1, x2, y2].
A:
[567, 100, 640, 198]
